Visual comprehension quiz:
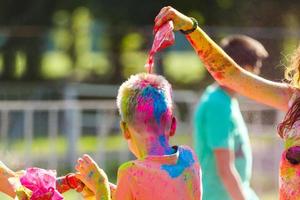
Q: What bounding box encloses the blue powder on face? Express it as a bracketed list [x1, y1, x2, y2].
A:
[141, 86, 167, 124]
[161, 148, 195, 178]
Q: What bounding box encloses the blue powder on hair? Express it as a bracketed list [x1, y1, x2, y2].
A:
[161, 148, 195, 178]
[141, 85, 167, 124]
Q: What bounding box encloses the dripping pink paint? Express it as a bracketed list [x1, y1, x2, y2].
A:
[145, 21, 175, 73]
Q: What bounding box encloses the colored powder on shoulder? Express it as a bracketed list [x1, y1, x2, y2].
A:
[161, 148, 195, 178]
[120, 161, 135, 170]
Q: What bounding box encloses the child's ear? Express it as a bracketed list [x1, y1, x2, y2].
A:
[120, 121, 131, 140]
[169, 116, 177, 137]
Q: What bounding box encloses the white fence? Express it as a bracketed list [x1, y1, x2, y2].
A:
[0, 90, 198, 168]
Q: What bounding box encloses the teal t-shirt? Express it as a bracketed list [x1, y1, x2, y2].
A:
[193, 85, 258, 200]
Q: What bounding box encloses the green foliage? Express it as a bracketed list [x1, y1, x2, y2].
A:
[0, 54, 3, 74]
[1, 0, 300, 84]
[121, 51, 148, 78]
[120, 32, 147, 77]
[15, 52, 26, 78]
[75, 52, 111, 77]
[216, 0, 234, 10]
[164, 51, 206, 85]
[121, 33, 144, 52]
[41, 51, 72, 79]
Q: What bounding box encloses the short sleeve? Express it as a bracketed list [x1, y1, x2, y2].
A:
[205, 101, 234, 150]
[114, 162, 135, 200]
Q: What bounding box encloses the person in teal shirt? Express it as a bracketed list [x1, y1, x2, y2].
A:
[194, 35, 268, 200]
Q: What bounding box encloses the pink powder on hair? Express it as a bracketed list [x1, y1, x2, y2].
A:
[145, 21, 175, 73]
[136, 95, 154, 124]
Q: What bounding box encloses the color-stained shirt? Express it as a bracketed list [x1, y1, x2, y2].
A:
[193, 85, 258, 200]
[114, 145, 202, 200]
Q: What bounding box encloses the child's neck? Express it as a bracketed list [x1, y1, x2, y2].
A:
[141, 135, 175, 158]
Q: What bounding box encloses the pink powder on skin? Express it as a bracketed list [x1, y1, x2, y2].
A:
[145, 21, 175, 73]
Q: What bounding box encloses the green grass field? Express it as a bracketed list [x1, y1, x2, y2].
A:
[0, 190, 82, 200]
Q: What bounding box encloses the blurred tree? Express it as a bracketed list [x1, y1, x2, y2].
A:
[89, 0, 175, 83]
[0, 0, 57, 80]
[88, 0, 297, 85]
[0, 0, 299, 85]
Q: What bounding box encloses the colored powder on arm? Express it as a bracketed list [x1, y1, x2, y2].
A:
[145, 21, 175, 73]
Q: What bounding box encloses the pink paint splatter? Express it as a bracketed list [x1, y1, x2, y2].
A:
[145, 21, 175, 73]
[136, 95, 154, 124]
[20, 167, 63, 200]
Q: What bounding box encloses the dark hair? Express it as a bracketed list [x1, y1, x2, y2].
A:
[278, 45, 300, 138]
[220, 35, 268, 67]
[278, 97, 300, 138]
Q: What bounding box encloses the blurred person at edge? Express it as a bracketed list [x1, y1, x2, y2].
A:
[194, 35, 268, 200]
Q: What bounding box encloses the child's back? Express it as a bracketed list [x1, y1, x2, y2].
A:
[115, 145, 201, 200]
[75, 73, 202, 200]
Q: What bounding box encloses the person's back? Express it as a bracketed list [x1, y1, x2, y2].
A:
[194, 85, 254, 199]
[75, 73, 202, 200]
[117, 145, 201, 200]
[193, 35, 268, 200]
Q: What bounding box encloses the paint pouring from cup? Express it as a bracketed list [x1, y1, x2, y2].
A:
[145, 21, 175, 73]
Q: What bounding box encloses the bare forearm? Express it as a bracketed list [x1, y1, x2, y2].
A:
[187, 27, 238, 82]
[0, 162, 17, 198]
[0, 181, 16, 198]
[186, 27, 292, 110]
[219, 168, 246, 200]
[154, 6, 292, 110]
[215, 149, 246, 200]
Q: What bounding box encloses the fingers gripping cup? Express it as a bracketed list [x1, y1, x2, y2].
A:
[56, 173, 84, 193]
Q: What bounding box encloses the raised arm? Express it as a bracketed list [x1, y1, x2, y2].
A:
[154, 6, 293, 111]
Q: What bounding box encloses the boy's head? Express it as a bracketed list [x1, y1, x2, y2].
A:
[220, 35, 268, 75]
[117, 73, 176, 158]
[117, 73, 175, 134]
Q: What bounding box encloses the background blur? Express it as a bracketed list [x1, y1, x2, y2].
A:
[0, 0, 299, 199]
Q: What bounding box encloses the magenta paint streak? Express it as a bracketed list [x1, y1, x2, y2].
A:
[136, 85, 168, 124]
[136, 95, 154, 124]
